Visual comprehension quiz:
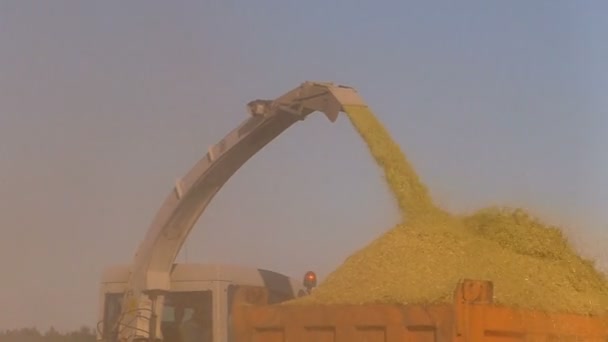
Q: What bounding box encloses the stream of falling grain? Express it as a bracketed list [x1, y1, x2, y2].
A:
[289, 105, 608, 315]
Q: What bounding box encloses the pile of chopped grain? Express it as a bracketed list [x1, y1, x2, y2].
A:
[289, 105, 608, 315]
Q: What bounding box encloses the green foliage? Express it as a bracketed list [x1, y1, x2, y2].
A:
[0, 326, 96, 342]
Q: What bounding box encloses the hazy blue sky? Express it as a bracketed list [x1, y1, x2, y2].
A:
[1, 0, 607, 331]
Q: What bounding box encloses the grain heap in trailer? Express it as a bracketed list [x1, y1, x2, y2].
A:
[234, 82, 608, 341]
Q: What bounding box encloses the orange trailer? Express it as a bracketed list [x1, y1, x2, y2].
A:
[232, 279, 608, 341]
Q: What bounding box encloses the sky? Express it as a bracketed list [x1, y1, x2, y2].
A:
[0, 0, 607, 331]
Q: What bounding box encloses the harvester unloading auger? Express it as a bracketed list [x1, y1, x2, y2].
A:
[116, 82, 369, 342]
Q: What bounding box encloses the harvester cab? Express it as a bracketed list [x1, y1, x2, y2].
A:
[97, 264, 314, 342]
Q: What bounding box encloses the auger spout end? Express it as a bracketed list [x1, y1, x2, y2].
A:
[248, 81, 368, 123]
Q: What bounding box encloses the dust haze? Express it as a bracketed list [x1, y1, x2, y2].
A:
[1, 0, 607, 332]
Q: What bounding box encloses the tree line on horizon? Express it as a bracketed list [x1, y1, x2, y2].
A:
[0, 326, 96, 342]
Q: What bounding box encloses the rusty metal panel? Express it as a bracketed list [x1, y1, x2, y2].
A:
[477, 304, 608, 341]
[233, 304, 455, 342]
[251, 328, 284, 342]
[233, 280, 608, 342]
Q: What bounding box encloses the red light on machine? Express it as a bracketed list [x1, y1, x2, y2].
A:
[303, 271, 317, 291]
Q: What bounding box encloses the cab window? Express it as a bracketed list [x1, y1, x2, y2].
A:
[102, 293, 123, 340]
[102, 291, 212, 342]
[161, 291, 213, 342]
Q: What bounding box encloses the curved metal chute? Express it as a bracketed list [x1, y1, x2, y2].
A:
[117, 82, 367, 341]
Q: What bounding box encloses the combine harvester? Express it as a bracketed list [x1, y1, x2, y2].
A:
[96, 82, 363, 342]
[97, 82, 608, 342]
